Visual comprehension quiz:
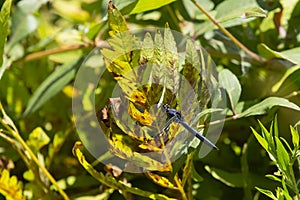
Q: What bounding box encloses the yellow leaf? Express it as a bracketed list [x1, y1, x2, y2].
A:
[0, 169, 25, 200]
[146, 172, 177, 189]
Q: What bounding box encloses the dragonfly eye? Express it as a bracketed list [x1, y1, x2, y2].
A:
[162, 104, 170, 112]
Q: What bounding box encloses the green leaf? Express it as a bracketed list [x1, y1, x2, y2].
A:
[129, 0, 176, 14]
[258, 120, 276, 155]
[107, 1, 129, 36]
[219, 69, 241, 110]
[46, 131, 68, 167]
[238, 97, 300, 118]
[275, 137, 290, 172]
[7, 7, 38, 51]
[271, 66, 300, 95]
[255, 187, 277, 200]
[23, 170, 34, 181]
[23, 59, 79, 116]
[0, 0, 12, 79]
[258, 43, 300, 66]
[197, 0, 266, 33]
[290, 125, 299, 148]
[205, 165, 243, 187]
[26, 127, 50, 153]
[182, 0, 214, 20]
[251, 127, 269, 152]
[52, 0, 90, 22]
[205, 165, 275, 188]
[215, 0, 266, 20]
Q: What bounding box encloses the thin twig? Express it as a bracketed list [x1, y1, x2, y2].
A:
[12, 44, 93, 65]
[191, 0, 265, 63]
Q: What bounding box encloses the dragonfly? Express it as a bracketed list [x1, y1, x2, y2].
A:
[160, 104, 219, 150]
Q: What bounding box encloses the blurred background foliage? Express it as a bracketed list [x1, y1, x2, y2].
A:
[0, 0, 300, 199]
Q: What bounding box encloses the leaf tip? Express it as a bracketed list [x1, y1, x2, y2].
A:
[108, 1, 115, 10]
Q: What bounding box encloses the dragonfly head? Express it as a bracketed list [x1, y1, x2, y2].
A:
[161, 104, 170, 112]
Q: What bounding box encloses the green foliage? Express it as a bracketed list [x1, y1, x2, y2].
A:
[252, 118, 300, 200]
[0, 0, 12, 79]
[0, 0, 300, 199]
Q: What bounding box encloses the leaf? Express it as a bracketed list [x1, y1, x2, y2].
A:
[108, 131, 170, 171]
[280, 47, 300, 65]
[72, 142, 175, 200]
[101, 2, 141, 100]
[255, 187, 277, 200]
[52, 0, 90, 22]
[197, 0, 266, 33]
[23, 59, 79, 116]
[129, 0, 176, 14]
[219, 69, 241, 110]
[215, 0, 266, 20]
[275, 137, 290, 172]
[0, 169, 25, 200]
[0, 0, 12, 79]
[238, 97, 300, 118]
[23, 170, 34, 181]
[146, 172, 176, 189]
[258, 120, 277, 159]
[7, 7, 38, 51]
[26, 127, 50, 153]
[205, 165, 243, 187]
[46, 131, 68, 167]
[271, 66, 300, 95]
[182, 39, 201, 89]
[290, 125, 299, 148]
[107, 1, 129, 36]
[258, 43, 300, 66]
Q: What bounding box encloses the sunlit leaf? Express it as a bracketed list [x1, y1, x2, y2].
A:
[107, 1, 129, 36]
[46, 131, 68, 167]
[238, 97, 300, 118]
[0, 169, 25, 200]
[219, 69, 241, 110]
[290, 126, 299, 148]
[52, 0, 90, 22]
[215, 0, 266, 20]
[23, 170, 34, 181]
[26, 127, 50, 153]
[72, 142, 174, 199]
[0, 0, 12, 79]
[129, 0, 176, 14]
[205, 165, 243, 187]
[275, 137, 290, 172]
[197, 0, 265, 33]
[258, 43, 300, 66]
[128, 101, 153, 126]
[146, 172, 176, 189]
[272, 66, 300, 95]
[255, 187, 277, 200]
[7, 6, 38, 50]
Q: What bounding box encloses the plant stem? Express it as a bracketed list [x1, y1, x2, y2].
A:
[191, 0, 265, 63]
[12, 44, 92, 64]
[174, 173, 187, 200]
[289, 161, 300, 200]
[0, 104, 70, 200]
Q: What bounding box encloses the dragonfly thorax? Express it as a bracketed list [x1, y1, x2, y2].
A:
[162, 104, 184, 122]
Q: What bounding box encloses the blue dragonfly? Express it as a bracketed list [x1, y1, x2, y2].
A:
[160, 104, 219, 150]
